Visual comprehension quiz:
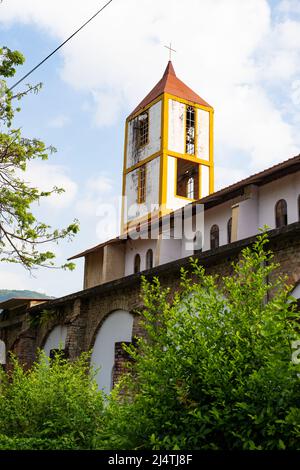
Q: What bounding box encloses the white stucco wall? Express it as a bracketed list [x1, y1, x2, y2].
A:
[237, 192, 259, 240]
[258, 173, 300, 230]
[91, 310, 133, 393]
[197, 109, 210, 160]
[126, 100, 162, 169]
[168, 99, 185, 153]
[123, 169, 299, 272]
[180, 209, 205, 258]
[203, 202, 233, 251]
[43, 325, 67, 357]
[0, 340, 5, 364]
[125, 238, 157, 276]
[159, 237, 182, 265]
[201, 164, 210, 198]
[125, 157, 160, 223]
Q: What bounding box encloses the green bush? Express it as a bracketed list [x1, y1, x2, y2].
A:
[0, 351, 104, 450]
[100, 233, 300, 450]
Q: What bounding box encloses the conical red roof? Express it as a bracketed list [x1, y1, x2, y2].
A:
[128, 61, 212, 118]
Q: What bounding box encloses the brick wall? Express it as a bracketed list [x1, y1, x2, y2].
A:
[1, 223, 300, 383]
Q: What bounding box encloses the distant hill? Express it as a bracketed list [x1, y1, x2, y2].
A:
[0, 289, 54, 302]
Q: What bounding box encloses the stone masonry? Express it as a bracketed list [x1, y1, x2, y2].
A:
[0, 222, 300, 379]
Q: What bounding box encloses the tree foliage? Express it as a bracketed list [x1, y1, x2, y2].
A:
[0, 46, 79, 270]
[101, 233, 300, 450]
[0, 351, 103, 450]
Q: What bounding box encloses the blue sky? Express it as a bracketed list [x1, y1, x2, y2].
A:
[0, 0, 300, 296]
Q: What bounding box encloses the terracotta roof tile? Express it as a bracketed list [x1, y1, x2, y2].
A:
[128, 61, 212, 118]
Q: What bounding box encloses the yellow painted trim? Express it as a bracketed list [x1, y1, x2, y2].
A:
[164, 92, 213, 112]
[127, 95, 163, 122]
[123, 207, 175, 235]
[124, 209, 161, 233]
[184, 104, 187, 155]
[160, 94, 169, 210]
[194, 104, 198, 158]
[175, 194, 196, 202]
[173, 157, 178, 200]
[167, 149, 211, 167]
[161, 154, 168, 208]
[125, 151, 161, 174]
[199, 163, 202, 199]
[122, 86, 214, 231]
[173, 157, 196, 202]
[137, 164, 146, 204]
[163, 93, 169, 153]
[158, 95, 165, 212]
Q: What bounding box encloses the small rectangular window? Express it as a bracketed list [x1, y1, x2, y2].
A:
[186, 105, 195, 155]
[137, 165, 146, 204]
[137, 111, 149, 148]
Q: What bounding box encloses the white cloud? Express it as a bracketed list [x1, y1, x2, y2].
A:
[291, 79, 300, 106]
[48, 114, 70, 128]
[1, 0, 300, 178]
[75, 173, 116, 216]
[87, 175, 114, 193]
[277, 0, 300, 15]
[25, 162, 78, 209]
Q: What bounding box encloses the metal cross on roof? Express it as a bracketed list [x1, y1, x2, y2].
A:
[164, 42, 176, 60]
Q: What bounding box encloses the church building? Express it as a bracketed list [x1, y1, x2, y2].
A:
[0, 62, 300, 394]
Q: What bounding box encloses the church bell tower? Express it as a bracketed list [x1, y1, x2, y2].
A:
[121, 61, 214, 233]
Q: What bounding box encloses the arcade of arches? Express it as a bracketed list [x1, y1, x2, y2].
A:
[0, 224, 299, 388]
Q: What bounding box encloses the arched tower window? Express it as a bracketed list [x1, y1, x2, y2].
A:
[210, 224, 219, 250]
[193, 231, 202, 254]
[227, 217, 232, 244]
[275, 199, 287, 228]
[137, 165, 146, 204]
[187, 176, 194, 199]
[146, 249, 153, 270]
[134, 254, 141, 274]
[186, 105, 195, 154]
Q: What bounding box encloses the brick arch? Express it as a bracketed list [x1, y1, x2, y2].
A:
[40, 324, 68, 356]
[88, 305, 136, 350]
[37, 320, 67, 351]
[89, 309, 135, 393]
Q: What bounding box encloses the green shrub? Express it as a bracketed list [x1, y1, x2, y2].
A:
[0, 351, 104, 450]
[100, 233, 300, 450]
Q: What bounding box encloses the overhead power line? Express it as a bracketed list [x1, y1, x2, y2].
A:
[9, 0, 113, 92]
